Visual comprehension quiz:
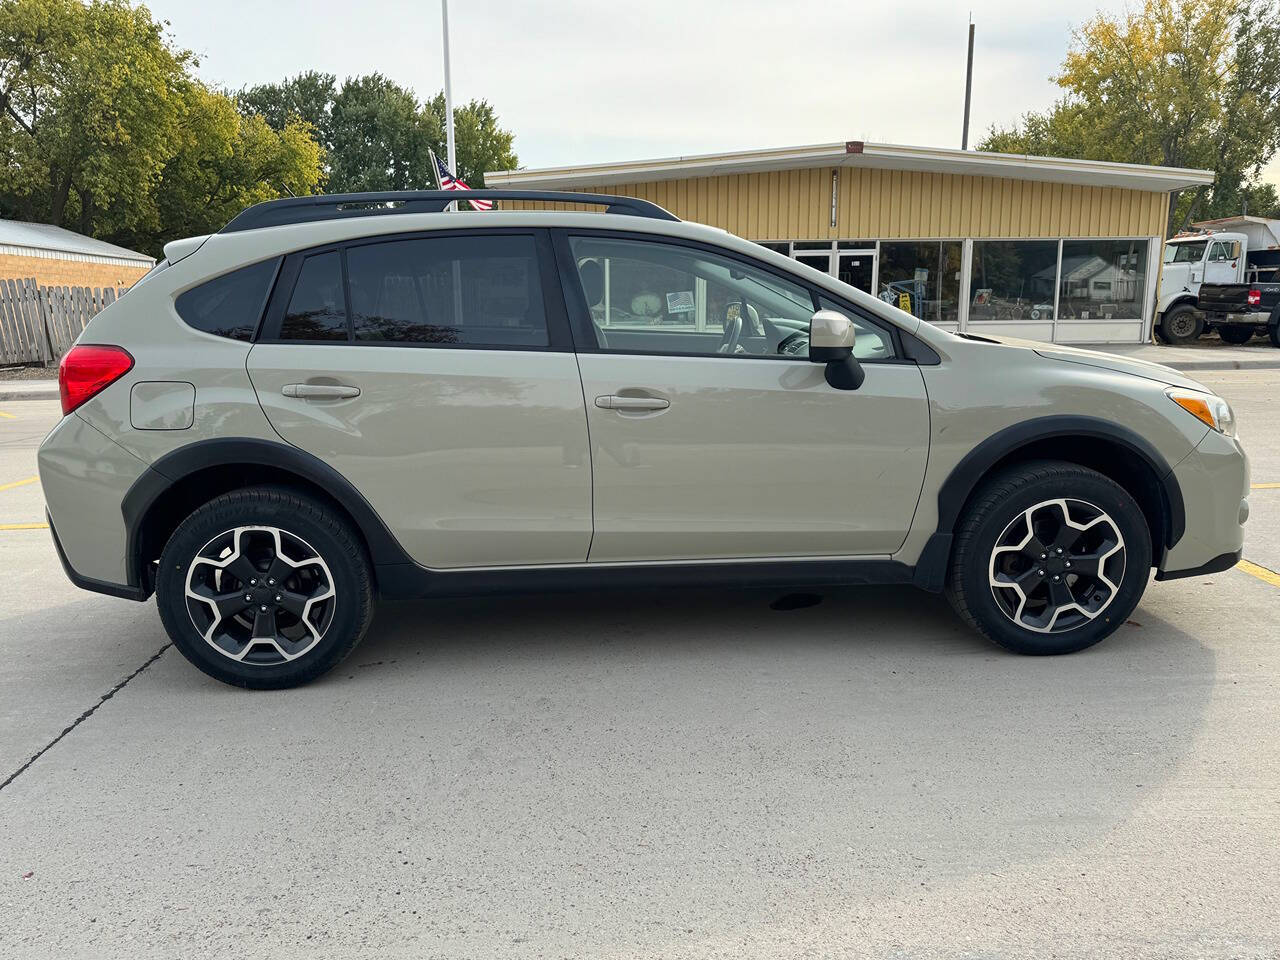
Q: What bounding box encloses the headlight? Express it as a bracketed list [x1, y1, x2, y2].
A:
[1166, 387, 1236, 437]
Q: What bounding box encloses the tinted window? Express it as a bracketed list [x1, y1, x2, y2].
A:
[281, 252, 348, 341]
[174, 259, 277, 341]
[347, 235, 548, 347]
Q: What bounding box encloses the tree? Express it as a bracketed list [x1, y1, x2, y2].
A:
[0, 0, 192, 234]
[0, 0, 325, 256]
[238, 71, 336, 152]
[328, 73, 440, 192]
[979, 0, 1280, 234]
[240, 72, 518, 191]
[424, 94, 517, 187]
[112, 83, 323, 253]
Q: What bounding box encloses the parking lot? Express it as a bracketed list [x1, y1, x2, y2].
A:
[0, 370, 1277, 958]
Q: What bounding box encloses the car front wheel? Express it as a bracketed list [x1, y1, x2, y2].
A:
[156, 486, 373, 689]
[946, 461, 1152, 655]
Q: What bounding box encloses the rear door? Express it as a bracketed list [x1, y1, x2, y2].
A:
[246, 229, 592, 569]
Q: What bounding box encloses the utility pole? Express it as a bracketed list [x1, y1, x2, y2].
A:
[961, 17, 975, 150]
[442, 0, 457, 174]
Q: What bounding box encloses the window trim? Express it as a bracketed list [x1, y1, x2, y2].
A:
[255, 228, 573, 352]
[551, 228, 906, 364]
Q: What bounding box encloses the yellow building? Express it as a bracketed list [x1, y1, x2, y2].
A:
[487, 141, 1214, 344]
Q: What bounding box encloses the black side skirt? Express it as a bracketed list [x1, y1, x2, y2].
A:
[375, 556, 918, 601]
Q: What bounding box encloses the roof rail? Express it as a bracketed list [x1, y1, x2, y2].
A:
[219, 190, 680, 233]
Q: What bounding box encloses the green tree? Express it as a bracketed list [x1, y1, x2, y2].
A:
[328, 73, 440, 192]
[237, 70, 336, 152]
[240, 72, 518, 191]
[979, 0, 1280, 234]
[0, 0, 324, 256]
[0, 0, 192, 234]
[424, 94, 517, 187]
[112, 83, 323, 253]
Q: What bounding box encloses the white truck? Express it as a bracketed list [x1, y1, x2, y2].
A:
[1155, 216, 1280, 343]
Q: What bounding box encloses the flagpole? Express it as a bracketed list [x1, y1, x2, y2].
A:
[441, 0, 457, 175]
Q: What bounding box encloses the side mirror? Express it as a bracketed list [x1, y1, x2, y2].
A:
[808, 309, 865, 390]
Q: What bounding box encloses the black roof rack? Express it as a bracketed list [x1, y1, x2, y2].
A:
[219, 190, 680, 233]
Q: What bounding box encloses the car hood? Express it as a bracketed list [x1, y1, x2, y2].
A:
[959, 333, 1208, 391]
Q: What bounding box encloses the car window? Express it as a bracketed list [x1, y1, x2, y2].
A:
[281, 251, 348, 341]
[175, 258, 277, 341]
[1208, 242, 1230, 262]
[568, 235, 822, 358]
[347, 235, 548, 347]
[816, 296, 895, 360]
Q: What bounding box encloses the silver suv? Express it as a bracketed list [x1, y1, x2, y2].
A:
[39, 191, 1250, 688]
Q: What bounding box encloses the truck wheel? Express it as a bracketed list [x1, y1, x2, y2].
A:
[1219, 324, 1255, 344]
[1158, 305, 1203, 344]
[1270, 324, 1280, 348]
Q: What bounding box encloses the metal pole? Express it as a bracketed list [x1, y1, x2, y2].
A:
[442, 0, 457, 173]
[961, 19, 975, 149]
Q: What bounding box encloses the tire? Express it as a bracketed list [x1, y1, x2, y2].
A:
[1218, 323, 1255, 344]
[1270, 318, 1280, 348]
[1158, 304, 1204, 344]
[156, 486, 373, 689]
[946, 460, 1152, 656]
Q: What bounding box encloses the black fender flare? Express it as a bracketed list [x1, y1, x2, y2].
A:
[912, 415, 1186, 591]
[121, 437, 415, 589]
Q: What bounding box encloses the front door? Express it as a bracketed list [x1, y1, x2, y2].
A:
[560, 231, 930, 563]
[246, 230, 592, 569]
[1204, 239, 1241, 285]
[838, 250, 876, 295]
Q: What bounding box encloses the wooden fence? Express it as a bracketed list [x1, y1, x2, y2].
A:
[0, 279, 125, 365]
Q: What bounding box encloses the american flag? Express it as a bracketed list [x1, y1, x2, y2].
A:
[432, 152, 493, 210]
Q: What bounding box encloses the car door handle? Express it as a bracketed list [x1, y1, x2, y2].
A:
[594, 395, 670, 411]
[281, 383, 361, 400]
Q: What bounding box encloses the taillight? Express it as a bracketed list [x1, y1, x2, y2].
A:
[1247, 289, 1261, 306]
[58, 345, 134, 415]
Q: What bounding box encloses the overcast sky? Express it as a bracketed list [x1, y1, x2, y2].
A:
[147, 0, 1279, 186]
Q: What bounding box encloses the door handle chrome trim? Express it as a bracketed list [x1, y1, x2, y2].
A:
[594, 395, 670, 411]
[282, 383, 361, 400]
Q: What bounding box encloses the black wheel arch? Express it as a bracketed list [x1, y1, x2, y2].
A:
[912, 416, 1185, 592]
[122, 437, 414, 596]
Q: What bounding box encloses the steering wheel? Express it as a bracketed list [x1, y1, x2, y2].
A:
[718, 303, 745, 354]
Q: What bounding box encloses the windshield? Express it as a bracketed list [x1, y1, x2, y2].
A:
[1163, 240, 1207, 264]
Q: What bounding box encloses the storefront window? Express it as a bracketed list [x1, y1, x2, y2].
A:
[1057, 239, 1148, 320]
[877, 241, 963, 324]
[969, 241, 1059, 322]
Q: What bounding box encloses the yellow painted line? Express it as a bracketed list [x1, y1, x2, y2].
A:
[1238, 559, 1280, 588]
[0, 410, 15, 419]
[0, 522, 47, 530]
[0, 475, 38, 493]
[1252, 482, 1280, 489]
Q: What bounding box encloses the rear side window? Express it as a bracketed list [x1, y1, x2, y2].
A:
[281, 251, 348, 341]
[174, 259, 278, 341]
[346, 235, 548, 347]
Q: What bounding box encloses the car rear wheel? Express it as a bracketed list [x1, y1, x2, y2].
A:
[1218, 323, 1255, 344]
[946, 461, 1152, 656]
[156, 486, 373, 689]
[1158, 304, 1204, 344]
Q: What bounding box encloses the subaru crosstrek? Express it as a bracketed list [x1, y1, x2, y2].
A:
[39, 190, 1250, 688]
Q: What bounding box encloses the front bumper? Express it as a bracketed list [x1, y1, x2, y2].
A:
[1158, 427, 1249, 578]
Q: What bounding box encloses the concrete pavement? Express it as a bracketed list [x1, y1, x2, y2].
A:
[0, 378, 1277, 958]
